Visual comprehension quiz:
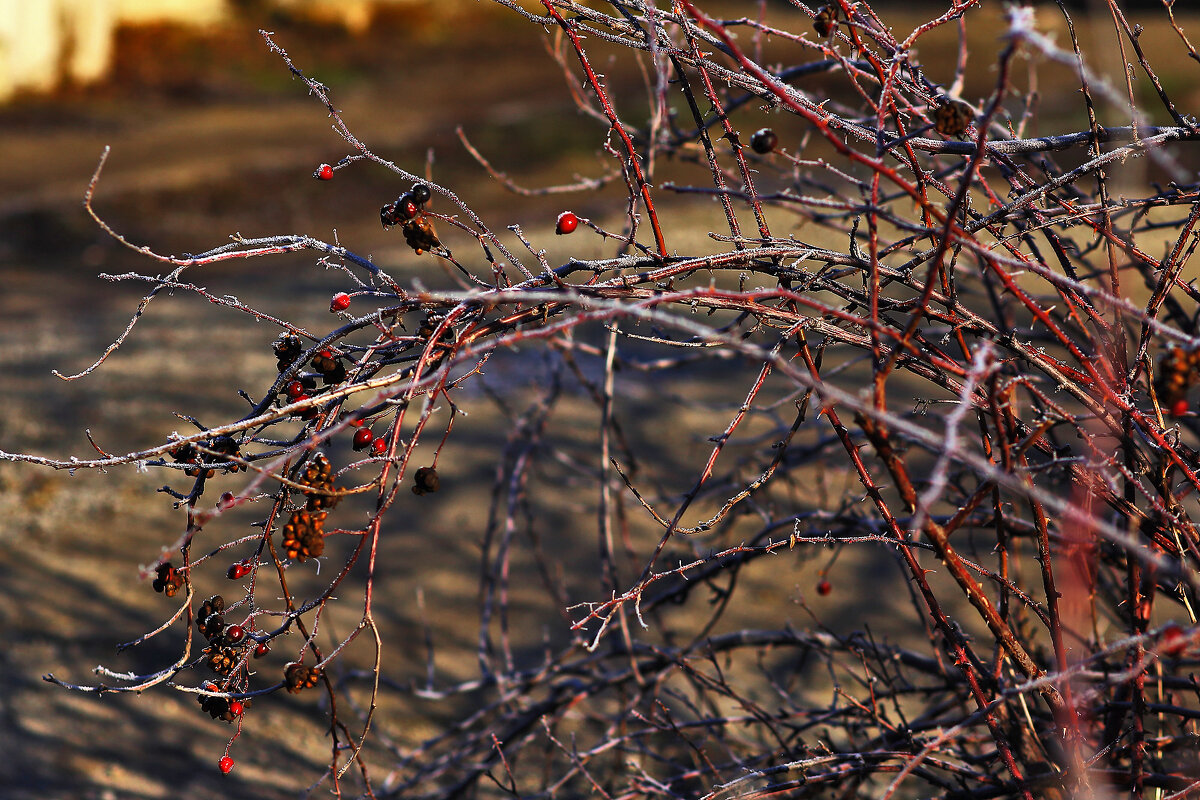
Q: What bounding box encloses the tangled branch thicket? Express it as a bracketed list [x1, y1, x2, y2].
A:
[10, 0, 1200, 797]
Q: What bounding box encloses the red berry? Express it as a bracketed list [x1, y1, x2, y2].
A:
[219, 491, 235, 509]
[816, 579, 832, 596]
[225, 624, 245, 644]
[555, 211, 579, 235]
[1171, 398, 1189, 417]
[227, 561, 250, 580]
[315, 163, 334, 180]
[229, 700, 245, 716]
[219, 756, 235, 774]
[371, 436, 388, 456]
[353, 428, 374, 451]
[1162, 622, 1189, 657]
[254, 643, 270, 659]
[285, 380, 304, 400]
[202, 681, 218, 692]
[396, 197, 419, 221]
[330, 292, 351, 313]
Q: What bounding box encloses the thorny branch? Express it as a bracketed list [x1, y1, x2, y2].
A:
[17, 2, 1200, 798]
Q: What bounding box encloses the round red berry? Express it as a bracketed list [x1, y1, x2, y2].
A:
[285, 380, 305, 400]
[229, 700, 245, 717]
[219, 756, 235, 774]
[315, 163, 334, 180]
[1162, 622, 1188, 657]
[330, 292, 351, 313]
[227, 562, 249, 580]
[225, 624, 245, 644]
[371, 436, 388, 456]
[1171, 398, 1189, 417]
[254, 643, 270, 659]
[396, 197, 419, 221]
[816, 579, 832, 596]
[353, 428, 374, 451]
[555, 211, 579, 235]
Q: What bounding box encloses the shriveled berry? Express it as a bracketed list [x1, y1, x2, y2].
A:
[816, 579, 832, 596]
[749, 128, 778, 154]
[381, 201, 400, 228]
[933, 100, 973, 138]
[274, 334, 303, 368]
[371, 436, 388, 456]
[285, 662, 323, 693]
[330, 292, 351, 313]
[555, 211, 579, 235]
[315, 163, 334, 180]
[402, 215, 440, 254]
[153, 562, 184, 597]
[353, 427, 374, 451]
[813, 5, 836, 36]
[410, 182, 432, 205]
[219, 756, 235, 774]
[412, 466, 440, 495]
[199, 614, 225, 640]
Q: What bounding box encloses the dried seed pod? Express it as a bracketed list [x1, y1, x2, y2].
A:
[280, 509, 327, 561]
[284, 662, 323, 693]
[402, 215, 441, 255]
[296, 452, 338, 511]
[205, 644, 241, 676]
[933, 100, 973, 138]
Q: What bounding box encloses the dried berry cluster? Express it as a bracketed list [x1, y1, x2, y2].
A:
[198, 692, 246, 722]
[284, 663, 323, 694]
[273, 334, 303, 371]
[195, 595, 251, 677]
[297, 453, 337, 510]
[277, 454, 341, 561]
[381, 182, 441, 255]
[280, 509, 327, 561]
[1156, 345, 1200, 415]
[168, 435, 245, 478]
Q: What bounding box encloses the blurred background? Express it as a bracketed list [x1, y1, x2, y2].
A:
[3, 2, 1200, 798]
